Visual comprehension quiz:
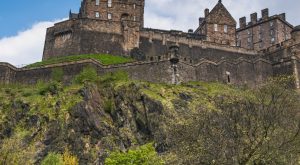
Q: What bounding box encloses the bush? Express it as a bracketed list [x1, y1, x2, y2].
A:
[73, 66, 99, 84]
[38, 81, 63, 95]
[41, 150, 79, 165]
[105, 143, 164, 165]
[41, 153, 63, 165]
[62, 149, 79, 165]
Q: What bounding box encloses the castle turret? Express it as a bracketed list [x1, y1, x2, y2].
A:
[79, 0, 145, 28]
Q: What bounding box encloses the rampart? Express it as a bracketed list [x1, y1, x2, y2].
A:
[0, 56, 274, 87]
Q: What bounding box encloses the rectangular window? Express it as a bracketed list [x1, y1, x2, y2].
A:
[95, 12, 100, 18]
[270, 21, 274, 27]
[133, 16, 136, 21]
[214, 24, 218, 32]
[108, 13, 112, 20]
[247, 37, 252, 43]
[96, 0, 100, 6]
[259, 42, 263, 48]
[259, 33, 262, 40]
[270, 30, 274, 36]
[108, 0, 112, 7]
[247, 29, 251, 35]
[133, 4, 136, 9]
[271, 37, 275, 43]
[224, 25, 228, 33]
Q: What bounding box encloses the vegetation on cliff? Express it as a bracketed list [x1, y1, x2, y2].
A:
[25, 54, 134, 68]
[0, 68, 299, 164]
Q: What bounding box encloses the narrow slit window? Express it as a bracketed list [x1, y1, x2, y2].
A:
[214, 24, 218, 32]
[108, 13, 112, 20]
[224, 25, 228, 33]
[95, 12, 100, 18]
[108, 0, 112, 7]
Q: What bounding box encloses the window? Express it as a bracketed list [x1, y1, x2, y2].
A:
[133, 16, 136, 21]
[133, 4, 136, 9]
[259, 33, 262, 40]
[96, 0, 100, 6]
[270, 21, 274, 27]
[224, 25, 228, 33]
[270, 30, 274, 36]
[285, 34, 289, 40]
[247, 37, 252, 43]
[259, 42, 263, 48]
[214, 24, 218, 32]
[271, 37, 275, 43]
[237, 40, 241, 47]
[108, 0, 112, 7]
[247, 29, 251, 35]
[108, 13, 112, 20]
[95, 12, 100, 18]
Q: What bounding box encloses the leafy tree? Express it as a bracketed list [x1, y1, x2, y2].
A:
[168, 76, 300, 164]
[105, 143, 164, 165]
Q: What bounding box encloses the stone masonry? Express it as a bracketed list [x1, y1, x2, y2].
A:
[1, 0, 300, 88]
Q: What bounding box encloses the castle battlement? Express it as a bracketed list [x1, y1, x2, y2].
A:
[1, 0, 300, 88]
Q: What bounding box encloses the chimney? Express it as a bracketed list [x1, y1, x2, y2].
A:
[262, 8, 269, 20]
[250, 12, 257, 24]
[188, 29, 194, 33]
[239, 17, 246, 28]
[279, 13, 286, 21]
[199, 17, 205, 25]
[205, 8, 209, 18]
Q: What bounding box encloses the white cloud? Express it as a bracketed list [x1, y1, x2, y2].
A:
[0, 19, 65, 66]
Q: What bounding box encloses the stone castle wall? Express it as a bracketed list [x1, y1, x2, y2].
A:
[0, 57, 274, 88]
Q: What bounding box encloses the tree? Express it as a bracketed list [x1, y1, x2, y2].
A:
[168, 77, 300, 165]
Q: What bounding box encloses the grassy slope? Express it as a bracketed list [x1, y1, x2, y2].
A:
[26, 54, 134, 68]
[0, 75, 249, 164]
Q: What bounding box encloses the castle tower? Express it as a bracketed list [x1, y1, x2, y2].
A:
[78, 0, 145, 28]
[194, 0, 237, 46]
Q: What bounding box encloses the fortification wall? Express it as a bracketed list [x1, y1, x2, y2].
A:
[0, 58, 274, 86]
[0, 63, 16, 84]
[43, 19, 125, 60]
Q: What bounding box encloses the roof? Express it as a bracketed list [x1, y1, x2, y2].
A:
[205, 1, 236, 25]
[292, 25, 300, 32]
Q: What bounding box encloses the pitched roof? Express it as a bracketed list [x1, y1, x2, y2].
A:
[205, 1, 236, 25]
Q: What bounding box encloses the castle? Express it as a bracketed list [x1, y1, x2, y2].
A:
[1, 0, 300, 87]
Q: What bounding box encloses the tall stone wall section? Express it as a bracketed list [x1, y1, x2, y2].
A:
[0, 58, 274, 88]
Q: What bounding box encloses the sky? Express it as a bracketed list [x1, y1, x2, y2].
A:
[0, 0, 299, 66]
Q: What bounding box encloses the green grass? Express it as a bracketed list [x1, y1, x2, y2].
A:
[26, 54, 134, 68]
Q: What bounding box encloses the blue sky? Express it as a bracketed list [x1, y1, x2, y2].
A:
[0, 0, 80, 37]
[0, 0, 299, 66]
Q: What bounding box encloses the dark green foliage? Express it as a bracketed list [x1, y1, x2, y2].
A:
[26, 54, 134, 68]
[73, 66, 99, 84]
[38, 81, 63, 95]
[105, 143, 164, 165]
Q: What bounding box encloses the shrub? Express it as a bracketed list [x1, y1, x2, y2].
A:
[62, 149, 79, 165]
[41, 150, 79, 165]
[105, 143, 164, 165]
[41, 153, 63, 165]
[73, 66, 99, 84]
[38, 81, 63, 95]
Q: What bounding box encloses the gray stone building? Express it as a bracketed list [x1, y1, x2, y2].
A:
[237, 8, 293, 50]
[1, 0, 300, 88]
